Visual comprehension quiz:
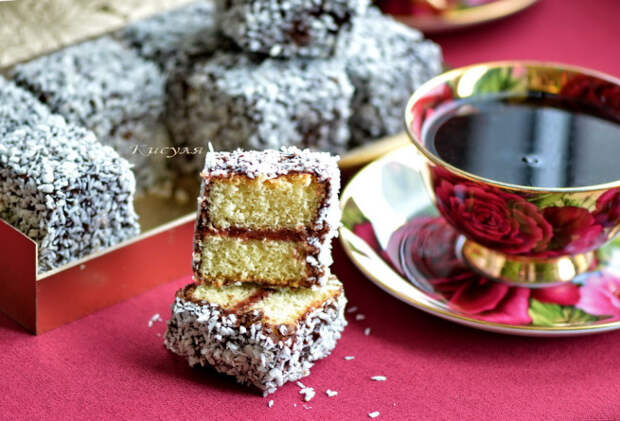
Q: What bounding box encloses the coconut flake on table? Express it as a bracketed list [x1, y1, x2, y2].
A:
[299, 387, 316, 402]
[148, 313, 163, 327]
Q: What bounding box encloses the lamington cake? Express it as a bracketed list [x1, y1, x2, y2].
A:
[0, 119, 139, 273]
[215, 0, 369, 58]
[193, 148, 340, 288]
[344, 8, 443, 144]
[164, 275, 347, 395]
[0, 76, 54, 136]
[117, 1, 220, 72]
[11, 37, 170, 193]
[167, 52, 353, 172]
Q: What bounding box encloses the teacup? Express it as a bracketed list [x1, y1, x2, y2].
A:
[404, 61, 620, 286]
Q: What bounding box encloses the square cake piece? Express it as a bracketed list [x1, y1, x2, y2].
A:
[345, 8, 443, 144]
[193, 148, 341, 288]
[0, 119, 139, 273]
[215, 0, 369, 58]
[0, 76, 54, 136]
[11, 37, 170, 193]
[117, 1, 220, 72]
[164, 275, 347, 395]
[166, 52, 353, 173]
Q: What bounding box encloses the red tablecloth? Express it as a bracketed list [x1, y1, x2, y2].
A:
[1, 1, 619, 420]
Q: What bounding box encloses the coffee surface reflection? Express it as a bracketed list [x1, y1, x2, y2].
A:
[426, 96, 620, 188]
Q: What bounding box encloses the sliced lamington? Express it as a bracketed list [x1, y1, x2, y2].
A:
[11, 37, 170, 193]
[167, 52, 352, 172]
[193, 147, 341, 288]
[345, 7, 443, 144]
[0, 119, 139, 273]
[0, 76, 55, 136]
[215, 0, 369, 58]
[117, 1, 220, 72]
[164, 276, 347, 395]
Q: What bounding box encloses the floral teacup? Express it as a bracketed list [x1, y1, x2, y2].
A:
[405, 62, 620, 286]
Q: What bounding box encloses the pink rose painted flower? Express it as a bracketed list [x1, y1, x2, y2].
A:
[531, 283, 581, 306]
[447, 276, 532, 325]
[433, 175, 553, 255]
[542, 206, 604, 255]
[593, 188, 620, 228]
[396, 217, 532, 325]
[576, 271, 620, 318]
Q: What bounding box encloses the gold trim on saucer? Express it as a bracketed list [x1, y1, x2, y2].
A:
[392, 0, 539, 34]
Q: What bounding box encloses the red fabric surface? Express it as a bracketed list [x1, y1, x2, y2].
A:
[1, 1, 620, 419]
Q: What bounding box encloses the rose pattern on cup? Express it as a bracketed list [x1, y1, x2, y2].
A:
[429, 167, 620, 257]
[430, 168, 617, 257]
[406, 66, 620, 266]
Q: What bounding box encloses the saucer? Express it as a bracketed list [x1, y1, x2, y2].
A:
[383, 0, 538, 34]
[340, 146, 620, 336]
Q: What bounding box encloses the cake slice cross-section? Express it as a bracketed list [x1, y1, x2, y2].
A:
[164, 275, 347, 395]
[193, 147, 341, 288]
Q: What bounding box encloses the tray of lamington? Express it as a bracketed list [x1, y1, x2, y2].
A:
[0, 0, 443, 334]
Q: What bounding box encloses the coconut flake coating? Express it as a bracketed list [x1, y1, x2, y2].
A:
[164, 283, 347, 395]
[11, 37, 170, 192]
[0, 119, 139, 273]
[0, 76, 56, 136]
[117, 1, 220, 72]
[344, 8, 443, 144]
[167, 52, 353, 173]
[215, 0, 369, 58]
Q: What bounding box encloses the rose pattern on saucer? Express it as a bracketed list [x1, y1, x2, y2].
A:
[344, 200, 620, 327]
[377, 0, 500, 17]
[576, 271, 620, 319]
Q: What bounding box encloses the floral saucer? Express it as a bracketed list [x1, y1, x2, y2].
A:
[340, 146, 620, 336]
[376, 0, 539, 34]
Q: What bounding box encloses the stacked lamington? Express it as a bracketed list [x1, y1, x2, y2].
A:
[164, 147, 347, 395]
[117, 0, 442, 173]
